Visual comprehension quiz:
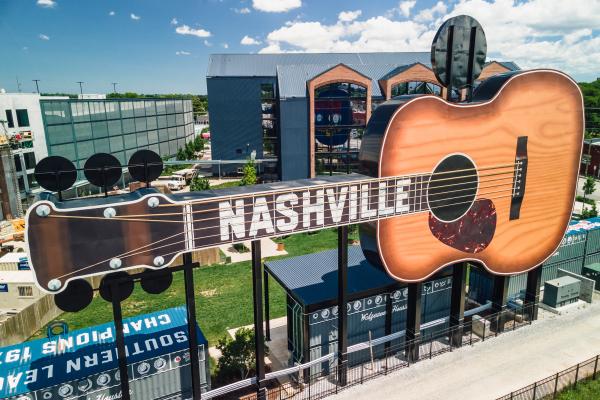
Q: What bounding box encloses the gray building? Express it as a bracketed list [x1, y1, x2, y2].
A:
[206, 53, 518, 181]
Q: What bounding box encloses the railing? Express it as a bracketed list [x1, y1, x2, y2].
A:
[497, 354, 600, 400]
[203, 303, 535, 400]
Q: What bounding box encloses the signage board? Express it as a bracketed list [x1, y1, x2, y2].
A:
[0, 284, 7, 293]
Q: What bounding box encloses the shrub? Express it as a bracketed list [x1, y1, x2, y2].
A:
[190, 176, 210, 191]
[214, 327, 269, 384]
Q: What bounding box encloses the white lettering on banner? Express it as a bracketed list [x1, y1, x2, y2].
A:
[174, 331, 188, 343]
[395, 179, 411, 213]
[249, 197, 275, 237]
[326, 186, 348, 223]
[100, 349, 113, 364]
[349, 186, 358, 220]
[378, 182, 395, 216]
[302, 190, 324, 228]
[275, 193, 298, 232]
[66, 358, 80, 373]
[219, 199, 246, 240]
[360, 311, 386, 322]
[84, 354, 98, 368]
[360, 184, 376, 219]
[24, 368, 37, 385]
[157, 314, 171, 325]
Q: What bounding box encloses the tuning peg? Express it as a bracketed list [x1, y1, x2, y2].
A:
[54, 279, 94, 312]
[128, 150, 163, 188]
[99, 272, 134, 303]
[140, 269, 173, 294]
[84, 153, 122, 197]
[34, 156, 77, 201]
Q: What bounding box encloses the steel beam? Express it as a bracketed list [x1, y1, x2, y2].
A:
[450, 263, 467, 347]
[110, 282, 131, 400]
[491, 275, 510, 333]
[337, 226, 348, 386]
[405, 282, 422, 363]
[251, 240, 267, 400]
[525, 266, 542, 321]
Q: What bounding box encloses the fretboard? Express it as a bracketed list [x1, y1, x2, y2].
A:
[185, 174, 430, 251]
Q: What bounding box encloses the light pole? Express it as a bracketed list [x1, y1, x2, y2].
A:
[76, 81, 84, 95]
[32, 79, 41, 94]
[111, 82, 118, 94]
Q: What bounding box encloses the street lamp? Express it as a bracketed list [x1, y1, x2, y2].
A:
[32, 79, 41, 94]
[76, 81, 84, 95]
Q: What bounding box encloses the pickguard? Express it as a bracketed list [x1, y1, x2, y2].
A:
[428, 199, 496, 253]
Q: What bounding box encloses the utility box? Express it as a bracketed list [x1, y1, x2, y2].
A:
[543, 276, 581, 308]
[582, 263, 600, 291]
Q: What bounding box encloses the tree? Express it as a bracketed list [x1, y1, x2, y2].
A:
[190, 176, 210, 191]
[240, 159, 257, 186]
[176, 148, 186, 161]
[584, 176, 596, 196]
[215, 327, 269, 384]
[582, 203, 598, 219]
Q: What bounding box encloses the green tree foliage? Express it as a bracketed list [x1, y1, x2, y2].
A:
[584, 176, 596, 196]
[214, 327, 269, 384]
[190, 176, 210, 191]
[176, 148, 187, 161]
[240, 159, 257, 186]
[582, 203, 598, 219]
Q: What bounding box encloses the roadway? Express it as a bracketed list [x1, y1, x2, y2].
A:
[331, 299, 600, 400]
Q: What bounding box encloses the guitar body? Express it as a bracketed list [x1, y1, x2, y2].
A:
[359, 70, 584, 282]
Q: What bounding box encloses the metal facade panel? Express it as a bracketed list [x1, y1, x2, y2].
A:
[279, 98, 310, 180]
[545, 231, 586, 265]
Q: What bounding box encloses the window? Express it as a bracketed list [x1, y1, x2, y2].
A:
[24, 152, 36, 170]
[16, 109, 29, 127]
[18, 286, 33, 297]
[13, 155, 22, 172]
[5, 110, 14, 128]
[261, 83, 279, 165]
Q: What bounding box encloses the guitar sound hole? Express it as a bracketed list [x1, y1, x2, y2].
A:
[427, 154, 478, 222]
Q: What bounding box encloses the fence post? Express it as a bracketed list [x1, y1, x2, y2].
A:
[554, 372, 559, 399]
[483, 319, 486, 342]
[533, 381, 537, 400]
[513, 310, 517, 331]
[361, 362, 364, 384]
[470, 322, 473, 345]
[385, 347, 388, 375]
[575, 363, 580, 387]
[594, 355, 599, 379]
[430, 337, 433, 359]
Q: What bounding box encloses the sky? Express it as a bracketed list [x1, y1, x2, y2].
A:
[0, 0, 599, 94]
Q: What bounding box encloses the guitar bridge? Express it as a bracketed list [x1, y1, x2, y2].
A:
[510, 136, 528, 220]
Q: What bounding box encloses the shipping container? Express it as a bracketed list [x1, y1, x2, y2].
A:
[566, 217, 600, 255]
[582, 263, 600, 290]
[0, 307, 210, 400]
[266, 246, 452, 376]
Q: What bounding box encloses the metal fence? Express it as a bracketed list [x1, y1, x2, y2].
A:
[497, 354, 600, 400]
[203, 304, 535, 400]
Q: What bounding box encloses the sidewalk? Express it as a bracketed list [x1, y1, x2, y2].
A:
[331, 299, 600, 400]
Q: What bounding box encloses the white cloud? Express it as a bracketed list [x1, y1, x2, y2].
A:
[233, 7, 251, 14]
[176, 51, 191, 56]
[36, 0, 56, 8]
[241, 35, 262, 45]
[130, 13, 141, 20]
[204, 40, 212, 47]
[252, 0, 301, 13]
[171, 18, 178, 25]
[260, 0, 600, 81]
[38, 34, 50, 41]
[398, 1, 416, 17]
[22, 47, 29, 51]
[222, 43, 229, 49]
[109, 11, 115, 16]
[175, 24, 211, 38]
[338, 10, 362, 23]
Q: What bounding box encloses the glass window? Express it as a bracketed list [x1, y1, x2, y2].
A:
[135, 117, 147, 131]
[88, 102, 106, 121]
[42, 101, 71, 125]
[175, 114, 184, 126]
[122, 118, 135, 134]
[123, 134, 137, 149]
[158, 128, 168, 141]
[166, 114, 176, 127]
[174, 100, 184, 113]
[105, 102, 121, 119]
[17, 177, 25, 192]
[149, 143, 160, 154]
[176, 126, 185, 138]
[169, 140, 178, 155]
[109, 136, 124, 152]
[5, 110, 14, 128]
[136, 131, 148, 146]
[125, 149, 138, 164]
[261, 83, 275, 99]
[16, 109, 30, 127]
[177, 139, 185, 150]
[159, 141, 169, 155]
[77, 140, 95, 160]
[71, 102, 90, 123]
[92, 121, 109, 138]
[74, 122, 93, 141]
[27, 173, 39, 190]
[120, 102, 134, 118]
[49, 143, 77, 161]
[157, 115, 167, 129]
[134, 101, 146, 117]
[147, 130, 159, 144]
[168, 127, 177, 141]
[47, 125, 74, 145]
[94, 138, 110, 154]
[145, 101, 156, 116]
[24, 152, 36, 169]
[165, 100, 176, 114]
[13, 155, 22, 172]
[107, 120, 122, 136]
[146, 116, 157, 130]
[113, 151, 126, 165]
[156, 101, 166, 115]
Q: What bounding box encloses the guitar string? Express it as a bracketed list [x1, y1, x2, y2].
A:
[53, 192, 515, 281]
[45, 178, 517, 225]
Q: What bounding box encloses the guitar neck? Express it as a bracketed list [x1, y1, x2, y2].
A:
[185, 173, 430, 251]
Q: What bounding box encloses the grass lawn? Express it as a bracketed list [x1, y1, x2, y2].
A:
[209, 180, 242, 189]
[556, 377, 600, 399]
[33, 227, 359, 345]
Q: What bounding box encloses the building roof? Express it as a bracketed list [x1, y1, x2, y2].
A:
[265, 246, 400, 308]
[485, 60, 521, 71]
[0, 252, 28, 264]
[0, 270, 35, 283]
[207, 52, 432, 78]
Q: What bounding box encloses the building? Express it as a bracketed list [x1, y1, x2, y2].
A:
[0, 93, 195, 209]
[206, 53, 519, 181]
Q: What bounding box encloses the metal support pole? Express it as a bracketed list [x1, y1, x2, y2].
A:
[525, 266, 542, 321]
[405, 283, 422, 363]
[251, 241, 267, 400]
[184, 254, 202, 399]
[449, 263, 467, 347]
[491, 275, 509, 333]
[337, 226, 348, 386]
[264, 268, 271, 341]
[384, 289, 393, 357]
[111, 282, 131, 400]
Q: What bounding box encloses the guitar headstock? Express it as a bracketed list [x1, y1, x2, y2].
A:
[26, 190, 186, 293]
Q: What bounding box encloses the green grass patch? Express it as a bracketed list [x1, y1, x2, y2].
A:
[210, 180, 241, 189]
[33, 228, 359, 345]
[576, 195, 595, 205]
[556, 377, 600, 399]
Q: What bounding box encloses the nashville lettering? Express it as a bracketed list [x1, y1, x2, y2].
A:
[218, 180, 413, 241]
